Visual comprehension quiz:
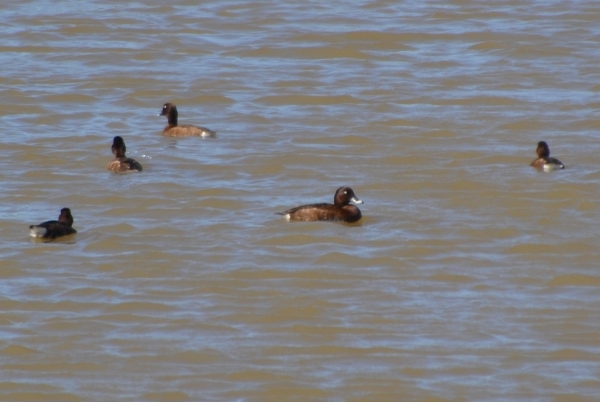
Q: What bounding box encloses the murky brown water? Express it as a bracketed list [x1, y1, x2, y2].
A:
[2, 1, 600, 401]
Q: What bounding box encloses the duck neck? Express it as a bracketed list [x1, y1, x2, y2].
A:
[168, 111, 178, 126]
[113, 147, 126, 158]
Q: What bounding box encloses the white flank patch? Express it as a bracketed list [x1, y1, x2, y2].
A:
[29, 226, 46, 238]
[543, 163, 564, 172]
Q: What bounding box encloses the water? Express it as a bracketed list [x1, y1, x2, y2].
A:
[1, 1, 600, 401]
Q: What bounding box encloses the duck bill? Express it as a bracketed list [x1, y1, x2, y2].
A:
[351, 197, 363, 204]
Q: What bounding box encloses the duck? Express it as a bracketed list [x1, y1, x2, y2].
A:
[277, 186, 363, 223]
[29, 208, 77, 239]
[158, 103, 216, 138]
[106, 136, 143, 173]
[530, 141, 565, 171]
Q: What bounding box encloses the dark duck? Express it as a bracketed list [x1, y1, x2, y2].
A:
[106, 136, 143, 173]
[278, 186, 363, 223]
[530, 141, 564, 171]
[159, 103, 216, 138]
[29, 208, 77, 239]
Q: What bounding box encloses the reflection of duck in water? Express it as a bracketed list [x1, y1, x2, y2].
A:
[106, 136, 143, 173]
[277, 187, 363, 223]
[29, 208, 77, 239]
[530, 141, 564, 172]
[159, 103, 216, 138]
